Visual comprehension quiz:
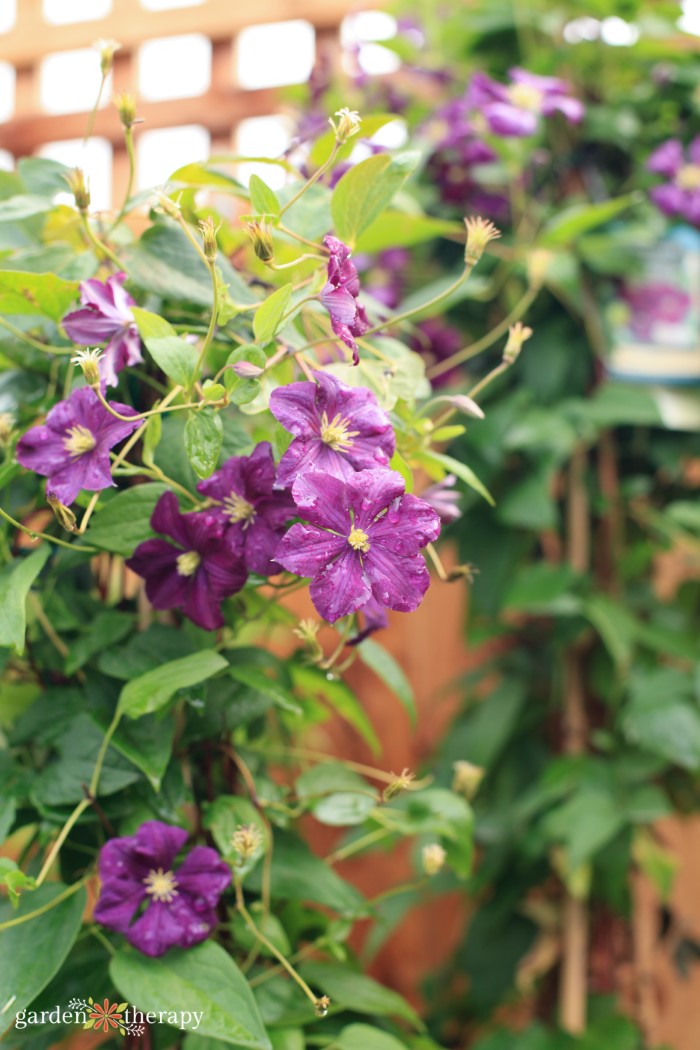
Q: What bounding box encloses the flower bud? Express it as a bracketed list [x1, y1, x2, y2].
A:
[114, 92, 138, 129]
[232, 360, 264, 379]
[383, 768, 415, 802]
[422, 843, 446, 876]
[314, 995, 331, 1018]
[46, 491, 78, 533]
[463, 216, 501, 267]
[70, 348, 103, 387]
[329, 107, 362, 145]
[231, 824, 264, 863]
[445, 394, 485, 420]
[503, 322, 533, 365]
[94, 37, 121, 76]
[65, 167, 91, 213]
[199, 217, 219, 262]
[452, 760, 484, 799]
[527, 249, 553, 290]
[155, 191, 182, 220]
[245, 220, 274, 263]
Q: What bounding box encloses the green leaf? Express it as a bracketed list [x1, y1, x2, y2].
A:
[388, 788, 473, 877]
[331, 152, 420, 246]
[253, 284, 293, 345]
[269, 1028, 305, 1050]
[0, 270, 79, 321]
[299, 963, 422, 1029]
[86, 483, 169, 557]
[132, 307, 198, 387]
[290, 665, 380, 756]
[0, 858, 35, 908]
[622, 668, 700, 771]
[118, 650, 229, 718]
[538, 194, 641, 247]
[18, 156, 71, 196]
[111, 712, 176, 791]
[33, 713, 140, 804]
[583, 595, 638, 672]
[358, 639, 416, 725]
[249, 175, 280, 216]
[337, 1024, 410, 1050]
[356, 212, 462, 254]
[204, 795, 268, 875]
[0, 883, 87, 1036]
[110, 941, 271, 1049]
[229, 666, 301, 715]
[418, 450, 494, 507]
[504, 564, 581, 616]
[0, 546, 50, 654]
[142, 411, 162, 468]
[224, 345, 266, 404]
[296, 763, 378, 827]
[64, 610, 133, 676]
[541, 785, 625, 869]
[245, 831, 365, 915]
[0, 195, 53, 223]
[184, 408, 224, 479]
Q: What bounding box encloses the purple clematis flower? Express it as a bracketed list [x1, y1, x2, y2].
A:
[15, 386, 139, 505]
[421, 475, 463, 524]
[126, 492, 247, 631]
[94, 820, 231, 958]
[647, 138, 700, 225]
[275, 468, 441, 623]
[62, 273, 143, 387]
[196, 442, 294, 576]
[468, 68, 584, 137]
[320, 235, 370, 364]
[269, 370, 395, 486]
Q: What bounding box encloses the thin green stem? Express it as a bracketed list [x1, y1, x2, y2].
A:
[0, 506, 97, 552]
[269, 254, 325, 270]
[80, 214, 124, 270]
[108, 125, 136, 233]
[276, 223, 324, 252]
[428, 286, 537, 379]
[362, 265, 474, 339]
[325, 826, 394, 865]
[191, 262, 219, 392]
[278, 143, 339, 218]
[0, 316, 72, 356]
[467, 360, 510, 402]
[78, 492, 100, 535]
[0, 878, 89, 932]
[83, 74, 106, 145]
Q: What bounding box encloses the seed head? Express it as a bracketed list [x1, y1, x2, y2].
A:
[46, 491, 78, 533]
[329, 108, 362, 145]
[245, 220, 275, 263]
[463, 216, 501, 267]
[93, 38, 121, 76]
[199, 216, 219, 262]
[71, 347, 103, 387]
[503, 322, 533, 365]
[383, 768, 415, 802]
[114, 92, 138, 129]
[231, 824, 264, 863]
[65, 168, 91, 213]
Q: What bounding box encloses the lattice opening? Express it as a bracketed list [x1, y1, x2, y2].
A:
[139, 33, 212, 100]
[0, 0, 16, 35]
[0, 62, 15, 124]
[236, 20, 315, 90]
[40, 50, 111, 115]
[43, 0, 112, 25]
[235, 114, 292, 190]
[137, 124, 210, 189]
[39, 136, 113, 211]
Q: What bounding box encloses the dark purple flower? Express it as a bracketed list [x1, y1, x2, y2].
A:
[647, 138, 700, 225]
[467, 68, 584, 138]
[320, 235, 370, 364]
[62, 273, 143, 387]
[94, 820, 231, 958]
[409, 318, 463, 387]
[126, 492, 247, 631]
[15, 386, 139, 505]
[269, 370, 395, 485]
[196, 442, 294, 576]
[276, 469, 441, 623]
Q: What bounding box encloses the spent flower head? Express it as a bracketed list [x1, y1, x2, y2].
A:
[46, 491, 78, 533]
[330, 107, 362, 144]
[383, 768, 416, 802]
[199, 217, 219, 262]
[0, 411, 14, 445]
[464, 216, 501, 267]
[114, 92, 138, 128]
[231, 824, 265, 863]
[422, 843, 447, 876]
[503, 322, 533, 364]
[65, 167, 91, 213]
[71, 347, 103, 388]
[245, 220, 275, 263]
[155, 190, 182, 219]
[452, 759, 485, 799]
[314, 996, 331, 1018]
[94, 38, 121, 75]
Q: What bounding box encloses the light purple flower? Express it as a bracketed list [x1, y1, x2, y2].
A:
[269, 371, 395, 486]
[196, 442, 294, 576]
[320, 235, 370, 364]
[621, 282, 691, 340]
[276, 469, 441, 623]
[468, 68, 584, 137]
[94, 820, 231, 958]
[647, 138, 700, 225]
[62, 273, 143, 387]
[15, 386, 139, 505]
[421, 475, 462, 524]
[126, 492, 247, 631]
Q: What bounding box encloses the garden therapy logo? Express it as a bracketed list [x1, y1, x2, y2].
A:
[13, 997, 204, 1036]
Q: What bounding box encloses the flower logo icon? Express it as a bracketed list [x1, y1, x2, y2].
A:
[85, 998, 127, 1034]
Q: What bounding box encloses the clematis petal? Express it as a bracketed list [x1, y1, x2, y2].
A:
[276, 522, 346, 577]
[181, 569, 226, 631]
[132, 820, 189, 870]
[277, 436, 357, 486]
[175, 846, 232, 909]
[291, 471, 353, 532]
[309, 546, 372, 622]
[647, 139, 683, 177]
[365, 547, 431, 612]
[269, 381, 322, 437]
[125, 899, 188, 957]
[150, 492, 192, 547]
[485, 102, 538, 137]
[369, 493, 442, 555]
[345, 468, 406, 529]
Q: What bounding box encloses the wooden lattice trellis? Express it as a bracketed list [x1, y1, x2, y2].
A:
[0, 0, 358, 203]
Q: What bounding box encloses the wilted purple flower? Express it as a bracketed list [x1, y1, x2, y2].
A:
[126, 492, 247, 630]
[320, 235, 370, 364]
[348, 595, 389, 645]
[421, 475, 462, 524]
[15, 386, 139, 505]
[269, 371, 395, 485]
[94, 820, 231, 958]
[647, 138, 700, 225]
[276, 469, 441, 623]
[409, 318, 463, 387]
[62, 273, 142, 387]
[196, 443, 294, 576]
[468, 68, 584, 137]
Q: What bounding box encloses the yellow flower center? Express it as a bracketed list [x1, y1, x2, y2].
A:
[143, 867, 179, 903]
[62, 424, 96, 457]
[677, 163, 700, 190]
[348, 526, 371, 553]
[508, 82, 544, 113]
[176, 550, 201, 576]
[319, 412, 360, 452]
[223, 491, 256, 526]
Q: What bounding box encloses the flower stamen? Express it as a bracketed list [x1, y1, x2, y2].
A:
[176, 550, 201, 576]
[143, 867, 179, 903]
[63, 424, 96, 457]
[677, 163, 700, 190]
[348, 526, 371, 553]
[223, 491, 257, 527]
[319, 412, 360, 451]
[508, 82, 544, 112]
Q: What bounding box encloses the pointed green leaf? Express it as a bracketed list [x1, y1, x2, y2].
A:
[0, 545, 50, 654]
[118, 650, 229, 718]
[331, 152, 420, 246]
[253, 285, 293, 345]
